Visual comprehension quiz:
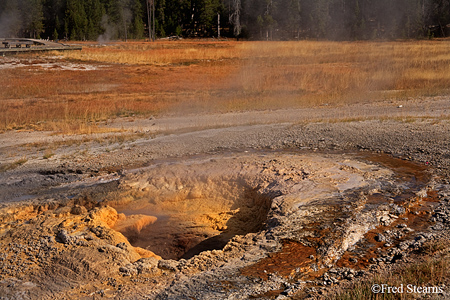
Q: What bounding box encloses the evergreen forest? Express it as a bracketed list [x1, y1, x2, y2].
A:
[1, 0, 450, 41]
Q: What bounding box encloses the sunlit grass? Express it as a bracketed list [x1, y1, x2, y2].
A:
[62, 41, 244, 65]
[1, 39, 450, 132]
[332, 240, 450, 300]
[232, 40, 450, 107]
[332, 256, 449, 300]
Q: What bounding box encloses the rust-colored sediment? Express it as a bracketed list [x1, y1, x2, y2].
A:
[249, 289, 286, 299]
[336, 190, 436, 269]
[359, 152, 430, 185]
[241, 239, 317, 280]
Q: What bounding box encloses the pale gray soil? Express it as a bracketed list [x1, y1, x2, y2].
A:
[0, 97, 450, 299]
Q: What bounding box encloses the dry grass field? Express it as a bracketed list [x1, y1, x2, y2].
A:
[1, 39, 450, 132]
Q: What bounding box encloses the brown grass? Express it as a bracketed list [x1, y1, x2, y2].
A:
[1, 39, 450, 132]
[63, 40, 243, 65]
[0, 157, 28, 172]
[332, 240, 450, 300]
[332, 257, 449, 300]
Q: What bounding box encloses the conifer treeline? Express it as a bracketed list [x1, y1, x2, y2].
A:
[1, 0, 450, 40]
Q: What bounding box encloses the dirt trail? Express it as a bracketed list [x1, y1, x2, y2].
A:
[0, 98, 450, 299]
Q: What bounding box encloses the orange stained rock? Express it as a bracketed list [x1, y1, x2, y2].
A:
[240, 239, 317, 280]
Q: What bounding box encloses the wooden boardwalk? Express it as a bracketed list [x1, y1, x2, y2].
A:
[0, 38, 82, 55]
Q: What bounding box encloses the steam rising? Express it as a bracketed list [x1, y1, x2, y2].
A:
[0, 8, 21, 38]
[97, 8, 133, 43]
[98, 15, 116, 43]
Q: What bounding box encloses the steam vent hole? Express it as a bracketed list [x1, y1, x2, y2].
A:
[104, 152, 401, 261]
[106, 157, 275, 260]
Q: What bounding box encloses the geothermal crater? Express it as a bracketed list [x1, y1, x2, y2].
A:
[110, 167, 273, 260]
[0, 150, 436, 299]
[101, 151, 401, 261]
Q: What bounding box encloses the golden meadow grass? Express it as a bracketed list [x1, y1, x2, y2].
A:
[1, 39, 450, 132]
[63, 41, 244, 65]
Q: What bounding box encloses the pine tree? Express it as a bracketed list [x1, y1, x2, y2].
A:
[18, 0, 45, 38]
[5, 0, 450, 41]
[85, 0, 105, 40]
[130, 0, 145, 38]
[65, 0, 88, 40]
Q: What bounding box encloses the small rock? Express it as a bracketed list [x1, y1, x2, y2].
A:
[119, 264, 137, 276]
[134, 257, 159, 274]
[116, 243, 128, 250]
[56, 230, 72, 245]
[398, 241, 410, 250]
[328, 268, 338, 274]
[375, 233, 386, 242]
[380, 215, 393, 226]
[390, 205, 406, 215]
[70, 205, 87, 215]
[432, 223, 444, 231]
[90, 226, 110, 239]
[349, 257, 358, 263]
[158, 259, 179, 272]
[76, 240, 88, 247]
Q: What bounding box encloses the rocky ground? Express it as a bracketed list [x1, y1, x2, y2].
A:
[0, 97, 450, 299]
